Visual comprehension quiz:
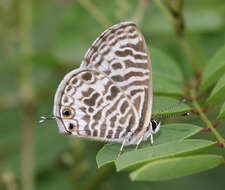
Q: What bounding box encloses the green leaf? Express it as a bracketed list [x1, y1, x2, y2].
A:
[96, 124, 202, 168]
[201, 45, 225, 91]
[151, 48, 184, 96]
[130, 154, 224, 181]
[217, 101, 225, 120]
[207, 74, 225, 104]
[151, 48, 183, 82]
[152, 96, 191, 116]
[153, 76, 184, 96]
[116, 139, 215, 171]
[153, 124, 202, 145]
[144, 8, 224, 35]
[184, 10, 224, 33]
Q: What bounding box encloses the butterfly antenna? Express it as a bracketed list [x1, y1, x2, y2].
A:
[153, 98, 189, 120]
[39, 116, 56, 124]
[156, 111, 190, 120]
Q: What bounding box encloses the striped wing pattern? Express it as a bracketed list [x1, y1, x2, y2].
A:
[56, 69, 139, 144]
[54, 22, 152, 145]
[81, 22, 152, 119]
[81, 22, 152, 137]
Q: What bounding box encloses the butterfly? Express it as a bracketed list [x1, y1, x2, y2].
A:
[40, 21, 161, 157]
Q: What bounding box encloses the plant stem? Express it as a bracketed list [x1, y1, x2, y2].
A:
[153, 0, 174, 27]
[154, 0, 225, 146]
[133, 0, 151, 26]
[116, 0, 129, 21]
[19, 0, 35, 189]
[153, 0, 200, 77]
[191, 86, 225, 146]
[77, 0, 111, 28]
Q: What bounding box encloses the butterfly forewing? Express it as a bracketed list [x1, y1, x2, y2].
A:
[81, 21, 152, 137]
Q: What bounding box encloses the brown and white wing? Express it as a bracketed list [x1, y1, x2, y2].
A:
[54, 69, 139, 144]
[81, 21, 152, 136]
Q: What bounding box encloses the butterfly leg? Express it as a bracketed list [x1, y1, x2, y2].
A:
[150, 133, 154, 145]
[117, 138, 126, 159]
[117, 131, 134, 159]
[135, 135, 144, 150]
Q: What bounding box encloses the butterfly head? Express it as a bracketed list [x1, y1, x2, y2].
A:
[40, 110, 78, 135]
[142, 118, 161, 142]
[150, 118, 161, 134]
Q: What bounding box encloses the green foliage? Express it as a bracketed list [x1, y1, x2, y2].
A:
[130, 154, 224, 181]
[207, 74, 225, 104]
[97, 27, 225, 180]
[1, 0, 225, 189]
[116, 140, 216, 172]
[151, 48, 183, 82]
[151, 48, 184, 96]
[97, 125, 203, 168]
[95, 0, 225, 180]
[201, 45, 225, 91]
[143, 6, 224, 35]
[97, 139, 216, 170]
[152, 96, 191, 116]
[217, 101, 225, 120]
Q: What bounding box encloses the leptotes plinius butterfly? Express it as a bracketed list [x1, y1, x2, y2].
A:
[41, 22, 161, 157]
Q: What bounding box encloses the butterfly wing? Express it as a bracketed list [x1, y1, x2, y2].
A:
[54, 22, 153, 145]
[54, 69, 140, 144]
[81, 21, 153, 138]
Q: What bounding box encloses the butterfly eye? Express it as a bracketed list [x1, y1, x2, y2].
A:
[62, 107, 73, 119]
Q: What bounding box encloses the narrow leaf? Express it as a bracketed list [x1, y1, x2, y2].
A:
[207, 74, 225, 104]
[217, 101, 225, 120]
[116, 140, 215, 171]
[130, 154, 224, 181]
[201, 45, 225, 91]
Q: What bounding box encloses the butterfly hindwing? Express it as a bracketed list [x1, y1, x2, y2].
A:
[54, 69, 142, 144]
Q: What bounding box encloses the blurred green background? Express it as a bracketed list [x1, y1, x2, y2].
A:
[0, 0, 225, 189]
